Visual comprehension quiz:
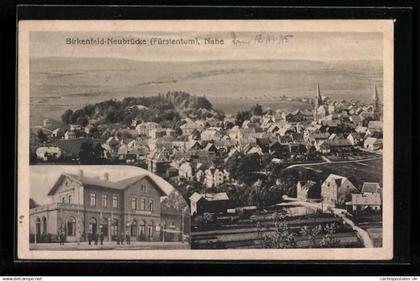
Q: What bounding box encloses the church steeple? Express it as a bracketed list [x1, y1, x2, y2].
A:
[373, 84, 380, 120]
[314, 84, 323, 121]
[316, 83, 323, 106]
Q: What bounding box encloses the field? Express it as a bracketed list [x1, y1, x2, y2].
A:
[283, 157, 383, 188]
[30, 57, 382, 126]
[192, 211, 362, 249]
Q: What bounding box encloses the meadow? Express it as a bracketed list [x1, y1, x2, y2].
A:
[30, 57, 382, 126]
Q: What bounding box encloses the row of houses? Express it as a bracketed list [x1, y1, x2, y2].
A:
[189, 174, 382, 216]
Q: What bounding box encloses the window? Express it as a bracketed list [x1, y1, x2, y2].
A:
[140, 199, 146, 210]
[90, 193, 96, 206]
[112, 195, 118, 208]
[102, 194, 108, 208]
[131, 197, 138, 210]
[68, 195, 72, 204]
[141, 183, 147, 193]
[61, 197, 66, 204]
[149, 199, 154, 212]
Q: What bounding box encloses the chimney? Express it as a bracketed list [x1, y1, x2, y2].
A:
[79, 170, 84, 178]
[104, 172, 109, 181]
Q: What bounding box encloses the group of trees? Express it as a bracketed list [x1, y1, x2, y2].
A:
[234, 103, 264, 126]
[261, 211, 340, 248]
[60, 92, 215, 129]
[78, 141, 104, 164]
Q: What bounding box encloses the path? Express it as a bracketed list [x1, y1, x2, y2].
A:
[281, 156, 382, 172]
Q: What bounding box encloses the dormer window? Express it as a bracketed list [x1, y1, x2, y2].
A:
[141, 183, 147, 193]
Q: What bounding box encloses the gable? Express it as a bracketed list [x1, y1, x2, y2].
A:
[47, 174, 83, 196]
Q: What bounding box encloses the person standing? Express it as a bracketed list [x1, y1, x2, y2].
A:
[88, 229, 92, 245]
[94, 231, 98, 245]
[125, 230, 130, 245]
[119, 231, 125, 245]
[99, 225, 104, 245]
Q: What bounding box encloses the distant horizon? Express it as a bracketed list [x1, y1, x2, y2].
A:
[30, 55, 383, 64]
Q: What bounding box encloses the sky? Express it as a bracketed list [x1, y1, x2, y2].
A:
[30, 165, 176, 205]
[30, 31, 383, 62]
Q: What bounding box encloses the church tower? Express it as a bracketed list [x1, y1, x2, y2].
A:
[313, 84, 323, 121]
[373, 84, 381, 120]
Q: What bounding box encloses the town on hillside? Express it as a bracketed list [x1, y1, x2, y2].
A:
[31, 85, 384, 249]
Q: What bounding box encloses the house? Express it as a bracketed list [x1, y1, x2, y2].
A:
[348, 193, 382, 212]
[64, 131, 77, 140]
[149, 128, 168, 139]
[178, 161, 194, 181]
[204, 167, 229, 188]
[180, 120, 202, 135]
[203, 143, 218, 155]
[245, 144, 263, 155]
[189, 192, 229, 215]
[296, 180, 321, 201]
[51, 128, 64, 138]
[321, 174, 358, 207]
[367, 121, 383, 131]
[136, 122, 160, 136]
[36, 146, 62, 161]
[347, 132, 363, 146]
[147, 149, 171, 178]
[364, 137, 383, 151]
[69, 124, 82, 132]
[316, 141, 330, 154]
[269, 141, 290, 158]
[328, 139, 353, 153]
[29, 170, 170, 243]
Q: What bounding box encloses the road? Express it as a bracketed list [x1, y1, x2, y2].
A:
[282, 196, 374, 248]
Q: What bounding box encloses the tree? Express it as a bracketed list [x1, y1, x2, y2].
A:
[36, 130, 48, 143]
[61, 109, 74, 124]
[235, 110, 252, 126]
[252, 103, 263, 116]
[227, 153, 263, 184]
[79, 141, 95, 164]
[262, 211, 297, 248]
[76, 115, 89, 127]
[300, 224, 322, 247]
[319, 223, 340, 248]
[196, 97, 212, 110]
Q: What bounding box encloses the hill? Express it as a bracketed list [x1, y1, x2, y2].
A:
[30, 57, 383, 125]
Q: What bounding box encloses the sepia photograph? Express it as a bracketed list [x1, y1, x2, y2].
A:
[29, 165, 190, 251]
[18, 20, 393, 260]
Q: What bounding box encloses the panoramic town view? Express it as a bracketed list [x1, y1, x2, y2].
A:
[28, 31, 384, 250]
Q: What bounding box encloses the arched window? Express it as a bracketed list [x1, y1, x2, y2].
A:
[42, 216, 47, 234]
[130, 220, 137, 236]
[67, 217, 76, 236]
[111, 219, 119, 236]
[89, 217, 97, 234]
